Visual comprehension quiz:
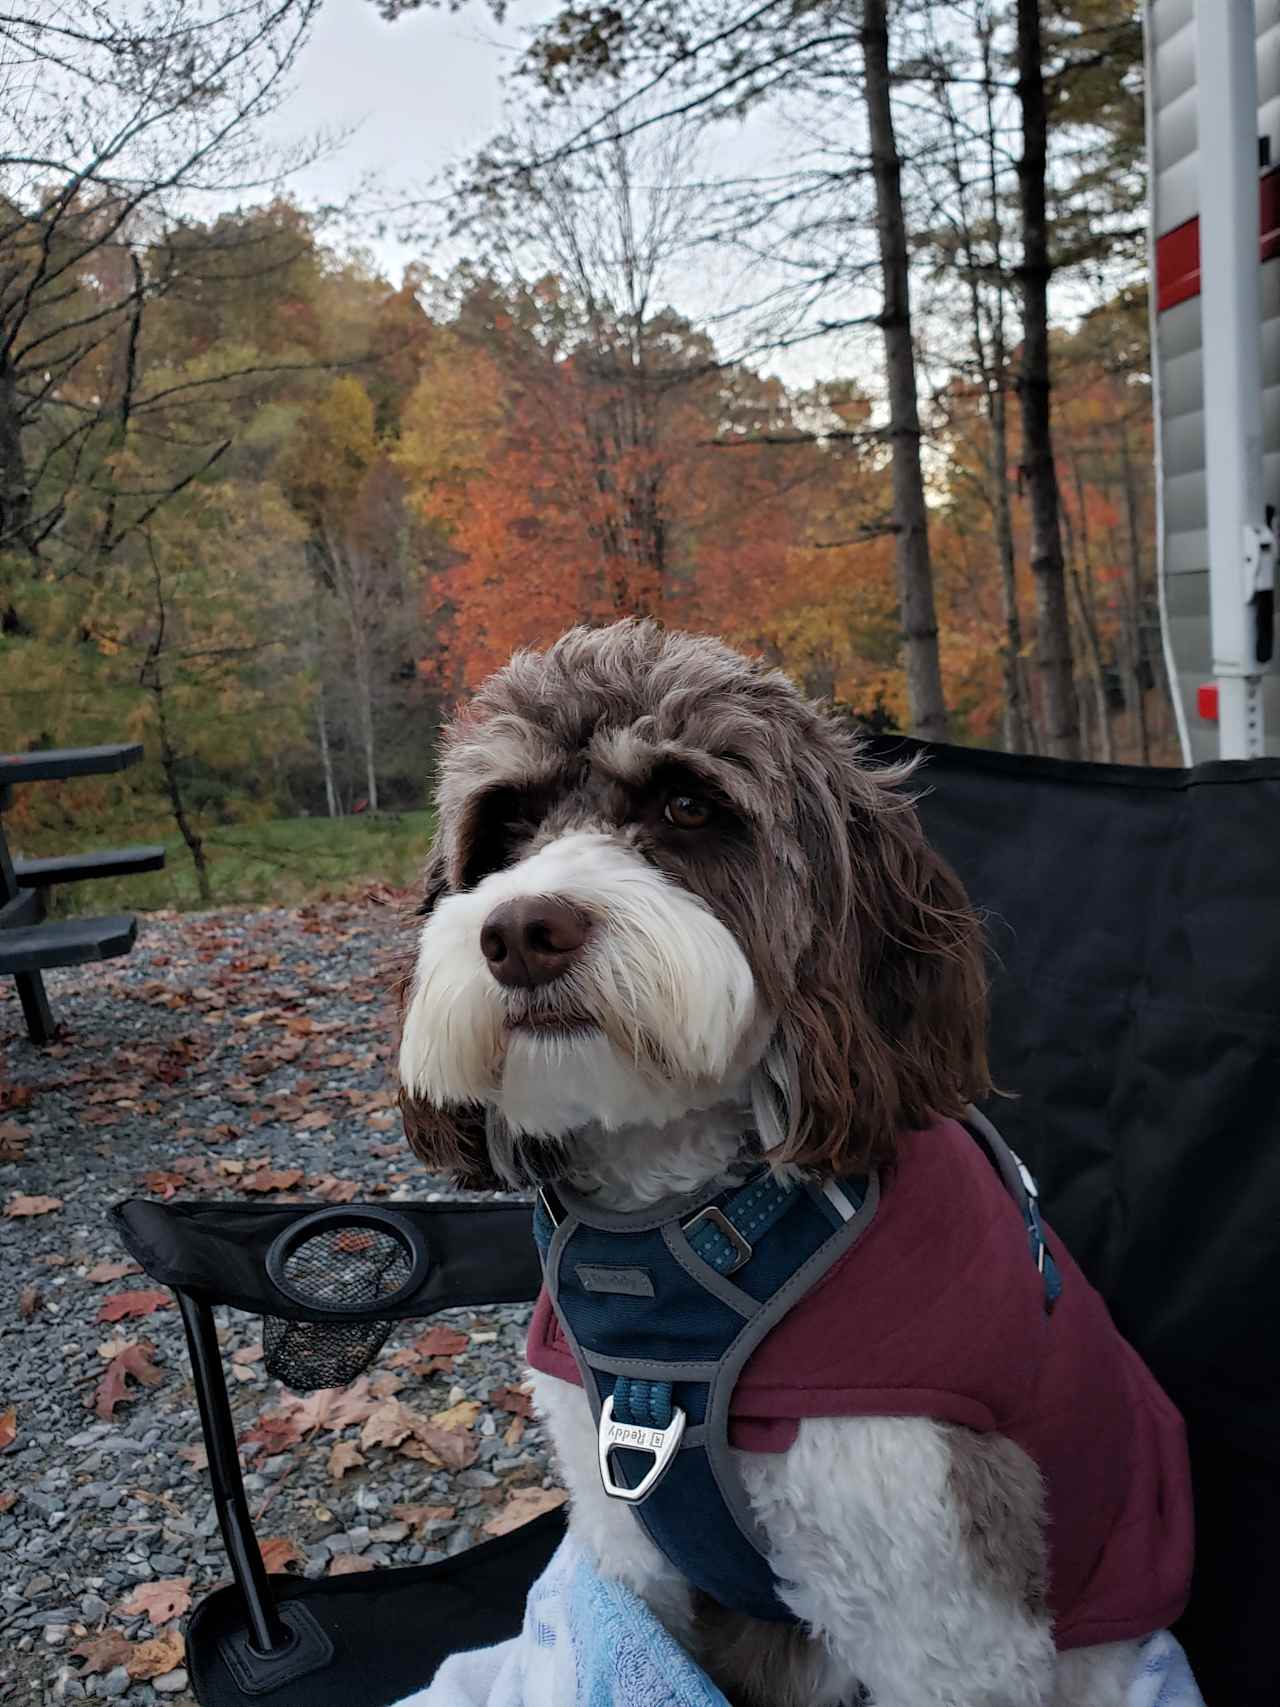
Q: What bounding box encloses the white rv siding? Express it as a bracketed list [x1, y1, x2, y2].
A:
[1147, 0, 1280, 760]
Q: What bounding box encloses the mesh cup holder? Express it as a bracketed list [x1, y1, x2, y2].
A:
[262, 1207, 429, 1392]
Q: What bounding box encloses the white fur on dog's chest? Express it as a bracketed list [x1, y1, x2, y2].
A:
[531, 1368, 1139, 1707]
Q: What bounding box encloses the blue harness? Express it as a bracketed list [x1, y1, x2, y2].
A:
[533, 1110, 1060, 1622]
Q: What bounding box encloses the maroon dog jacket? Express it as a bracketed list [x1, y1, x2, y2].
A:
[528, 1115, 1194, 1650]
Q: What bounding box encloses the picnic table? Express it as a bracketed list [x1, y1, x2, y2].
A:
[0, 744, 165, 1043]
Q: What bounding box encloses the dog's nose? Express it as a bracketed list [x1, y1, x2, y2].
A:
[480, 897, 589, 988]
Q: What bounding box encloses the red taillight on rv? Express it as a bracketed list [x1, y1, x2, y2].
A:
[1197, 683, 1220, 723]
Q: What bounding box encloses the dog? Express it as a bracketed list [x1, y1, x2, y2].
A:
[396, 620, 1191, 1707]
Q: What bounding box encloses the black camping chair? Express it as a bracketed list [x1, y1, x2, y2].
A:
[114, 740, 1280, 1707]
[112, 1199, 560, 1707]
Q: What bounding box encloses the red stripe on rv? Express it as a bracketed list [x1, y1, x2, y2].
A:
[1156, 168, 1280, 313]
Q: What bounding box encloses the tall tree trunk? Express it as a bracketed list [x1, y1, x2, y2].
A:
[142, 544, 211, 902]
[0, 348, 33, 633]
[990, 383, 1033, 753]
[1063, 472, 1114, 764]
[1119, 433, 1151, 764]
[976, 13, 1033, 754]
[358, 679, 379, 814]
[156, 700, 212, 905]
[316, 684, 339, 818]
[1015, 0, 1079, 758]
[862, 0, 948, 741]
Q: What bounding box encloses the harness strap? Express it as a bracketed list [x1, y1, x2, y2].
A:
[685, 1171, 799, 1275]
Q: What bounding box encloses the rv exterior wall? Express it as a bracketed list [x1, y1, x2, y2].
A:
[1197, 0, 1269, 757]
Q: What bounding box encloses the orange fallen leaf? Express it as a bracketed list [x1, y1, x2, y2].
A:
[98, 1289, 173, 1323]
[488, 1385, 532, 1418]
[72, 1629, 135, 1676]
[0, 1407, 16, 1450]
[0, 1490, 16, 1512]
[328, 1553, 375, 1576]
[239, 1408, 306, 1454]
[126, 1630, 186, 1680]
[482, 1486, 568, 1537]
[117, 1578, 192, 1625]
[431, 1400, 482, 1432]
[4, 1193, 63, 1218]
[412, 1326, 469, 1358]
[259, 1537, 304, 1573]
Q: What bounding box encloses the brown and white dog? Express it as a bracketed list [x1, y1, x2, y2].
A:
[396, 620, 1156, 1707]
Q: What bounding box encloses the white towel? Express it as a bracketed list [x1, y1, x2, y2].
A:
[395, 1538, 1205, 1707]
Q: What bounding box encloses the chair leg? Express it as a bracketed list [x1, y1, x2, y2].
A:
[177, 1293, 291, 1655]
[15, 970, 55, 1044]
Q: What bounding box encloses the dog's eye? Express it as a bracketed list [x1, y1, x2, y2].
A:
[664, 792, 712, 829]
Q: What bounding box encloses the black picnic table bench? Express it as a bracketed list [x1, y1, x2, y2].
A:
[0, 743, 165, 1044]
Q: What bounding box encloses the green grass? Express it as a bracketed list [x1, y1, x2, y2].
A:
[42, 809, 437, 915]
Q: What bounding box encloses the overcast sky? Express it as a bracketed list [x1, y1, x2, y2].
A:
[265, 0, 529, 265]
[259, 0, 866, 389]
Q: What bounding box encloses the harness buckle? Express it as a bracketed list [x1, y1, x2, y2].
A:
[683, 1205, 753, 1274]
[597, 1394, 687, 1503]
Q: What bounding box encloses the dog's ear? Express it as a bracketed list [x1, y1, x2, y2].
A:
[393, 840, 503, 1193]
[776, 733, 990, 1174]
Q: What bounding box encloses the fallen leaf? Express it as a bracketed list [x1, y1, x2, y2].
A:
[86, 1260, 143, 1284]
[431, 1400, 482, 1432]
[327, 1441, 366, 1481]
[95, 1342, 164, 1421]
[126, 1631, 186, 1680]
[98, 1289, 173, 1323]
[311, 1175, 359, 1204]
[117, 1578, 192, 1625]
[488, 1385, 532, 1419]
[0, 1489, 16, 1512]
[177, 1443, 208, 1471]
[18, 1285, 41, 1319]
[412, 1326, 469, 1358]
[259, 1537, 304, 1573]
[4, 1193, 62, 1218]
[482, 1487, 568, 1537]
[360, 1398, 420, 1451]
[389, 1503, 455, 1535]
[398, 1423, 479, 1471]
[0, 1407, 16, 1450]
[328, 1553, 375, 1576]
[239, 1168, 304, 1194]
[72, 1629, 134, 1676]
[239, 1408, 306, 1454]
[504, 1416, 526, 1448]
[230, 1343, 264, 1365]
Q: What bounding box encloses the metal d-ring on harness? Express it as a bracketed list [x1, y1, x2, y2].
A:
[533, 1109, 1061, 1624]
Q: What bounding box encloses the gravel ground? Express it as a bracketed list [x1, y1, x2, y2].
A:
[0, 899, 555, 1706]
